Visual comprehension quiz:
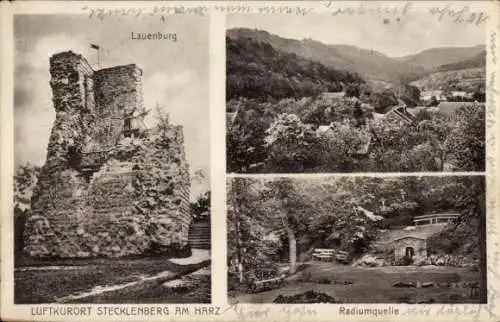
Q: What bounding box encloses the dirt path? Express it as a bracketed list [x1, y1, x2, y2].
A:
[58, 260, 210, 303]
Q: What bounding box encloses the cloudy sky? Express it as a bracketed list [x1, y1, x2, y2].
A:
[14, 14, 209, 199]
[227, 4, 486, 57]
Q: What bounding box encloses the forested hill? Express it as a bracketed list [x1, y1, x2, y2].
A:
[400, 45, 486, 71]
[436, 51, 486, 72]
[226, 35, 364, 101]
[227, 28, 423, 84]
[227, 28, 486, 85]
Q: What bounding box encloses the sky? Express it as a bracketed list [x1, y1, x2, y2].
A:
[14, 14, 209, 199]
[227, 4, 486, 57]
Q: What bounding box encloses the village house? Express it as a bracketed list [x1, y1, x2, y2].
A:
[451, 91, 469, 99]
[390, 213, 459, 262]
[319, 91, 346, 100]
[420, 90, 447, 102]
[384, 105, 416, 125]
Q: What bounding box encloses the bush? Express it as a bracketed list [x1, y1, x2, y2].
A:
[273, 290, 339, 303]
[144, 241, 192, 258]
[394, 255, 413, 266]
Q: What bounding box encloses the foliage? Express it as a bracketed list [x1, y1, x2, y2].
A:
[397, 84, 421, 107]
[394, 255, 414, 266]
[190, 191, 210, 221]
[370, 90, 398, 113]
[274, 290, 339, 303]
[13, 163, 41, 254]
[13, 163, 40, 210]
[411, 67, 485, 93]
[227, 176, 483, 279]
[227, 92, 485, 174]
[444, 103, 485, 171]
[226, 36, 363, 102]
[345, 84, 360, 98]
[264, 114, 320, 172]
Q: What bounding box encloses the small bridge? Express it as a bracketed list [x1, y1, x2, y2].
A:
[413, 213, 460, 226]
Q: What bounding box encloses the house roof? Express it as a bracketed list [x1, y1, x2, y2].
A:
[392, 236, 426, 242]
[385, 106, 416, 124]
[320, 91, 345, 99]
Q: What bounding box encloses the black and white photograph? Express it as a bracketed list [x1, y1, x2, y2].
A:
[13, 14, 211, 304]
[227, 176, 486, 304]
[226, 12, 486, 173]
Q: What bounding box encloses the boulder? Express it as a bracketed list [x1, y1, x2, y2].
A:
[352, 254, 385, 267]
[393, 281, 416, 288]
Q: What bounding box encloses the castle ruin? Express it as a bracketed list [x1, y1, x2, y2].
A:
[23, 51, 192, 258]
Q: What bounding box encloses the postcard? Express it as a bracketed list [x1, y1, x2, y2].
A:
[1, 1, 499, 322]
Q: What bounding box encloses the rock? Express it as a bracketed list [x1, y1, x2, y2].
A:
[163, 279, 185, 288]
[417, 298, 435, 304]
[422, 282, 434, 288]
[352, 254, 383, 267]
[393, 281, 416, 288]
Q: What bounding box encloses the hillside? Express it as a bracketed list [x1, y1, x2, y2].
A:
[436, 51, 486, 72]
[226, 35, 364, 101]
[227, 28, 485, 85]
[400, 45, 485, 71]
[410, 67, 485, 91]
[227, 28, 424, 84]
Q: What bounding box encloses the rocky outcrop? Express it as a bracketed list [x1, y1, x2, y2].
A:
[24, 51, 191, 258]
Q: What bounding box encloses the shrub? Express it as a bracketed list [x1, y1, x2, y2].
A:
[273, 290, 339, 303]
[394, 255, 413, 266]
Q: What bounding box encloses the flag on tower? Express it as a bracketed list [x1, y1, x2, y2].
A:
[90, 43, 100, 50]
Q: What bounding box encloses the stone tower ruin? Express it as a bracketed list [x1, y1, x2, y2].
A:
[24, 51, 191, 258]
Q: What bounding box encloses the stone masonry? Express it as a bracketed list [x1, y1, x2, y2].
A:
[24, 51, 191, 258]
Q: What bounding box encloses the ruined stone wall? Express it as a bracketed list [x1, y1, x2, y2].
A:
[88, 65, 143, 151]
[24, 52, 192, 258]
[25, 52, 96, 257]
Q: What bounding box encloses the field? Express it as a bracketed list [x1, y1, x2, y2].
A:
[15, 250, 211, 304]
[229, 262, 481, 304]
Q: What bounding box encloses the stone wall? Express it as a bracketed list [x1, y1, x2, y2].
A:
[24, 52, 191, 258]
[393, 237, 427, 261]
[88, 65, 143, 151]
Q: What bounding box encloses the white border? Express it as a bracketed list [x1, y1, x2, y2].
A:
[1, 1, 499, 321]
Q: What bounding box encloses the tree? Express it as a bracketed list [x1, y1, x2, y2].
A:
[445, 103, 485, 171]
[345, 84, 360, 98]
[263, 178, 312, 274]
[316, 121, 367, 172]
[353, 101, 365, 127]
[227, 179, 283, 283]
[190, 191, 210, 221]
[227, 102, 271, 173]
[417, 115, 451, 171]
[427, 96, 439, 107]
[371, 90, 398, 113]
[264, 114, 320, 172]
[13, 163, 41, 254]
[398, 84, 421, 107]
